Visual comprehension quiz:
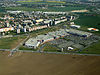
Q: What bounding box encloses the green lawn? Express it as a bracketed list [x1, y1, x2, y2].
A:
[74, 13, 100, 33]
[0, 36, 26, 49]
[42, 43, 59, 52]
[78, 41, 100, 54]
[48, 6, 85, 11]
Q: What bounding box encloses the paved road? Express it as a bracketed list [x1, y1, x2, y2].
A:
[19, 50, 100, 56]
[0, 33, 100, 56]
[0, 48, 100, 56]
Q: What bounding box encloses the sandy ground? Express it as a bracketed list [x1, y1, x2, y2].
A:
[0, 51, 100, 75]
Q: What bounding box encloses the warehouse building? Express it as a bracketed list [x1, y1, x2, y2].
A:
[42, 35, 54, 43]
[58, 41, 74, 48]
[25, 38, 41, 49]
[25, 29, 69, 49]
[65, 29, 92, 37]
[25, 28, 93, 49]
[25, 35, 54, 49]
[48, 32, 60, 39]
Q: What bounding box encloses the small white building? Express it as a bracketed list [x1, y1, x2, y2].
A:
[7, 11, 22, 14]
[17, 29, 20, 33]
[36, 19, 44, 23]
[23, 27, 27, 32]
[70, 22, 75, 25]
[70, 25, 81, 29]
[88, 28, 99, 31]
[68, 47, 74, 50]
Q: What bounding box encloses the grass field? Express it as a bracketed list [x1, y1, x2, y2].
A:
[0, 36, 26, 49]
[17, 1, 66, 5]
[5, 6, 86, 12]
[0, 51, 100, 75]
[5, 7, 48, 11]
[74, 13, 100, 33]
[48, 6, 85, 11]
[78, 41, 100, 54]
[42, 43, 59, 52]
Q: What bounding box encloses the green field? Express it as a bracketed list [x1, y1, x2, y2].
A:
[17, 1, 66, 5]
[74, 13, 100, 33]
[5, 5, 86, 12]
[0, 36, 26, 49]
[42, 43, 60, 52]
[5, 7, 49, 11]
[78, 41, 100, 54]
[4, 1, 87, 12]
[48, 6, 85, 11]
[0, 7, 5, 12]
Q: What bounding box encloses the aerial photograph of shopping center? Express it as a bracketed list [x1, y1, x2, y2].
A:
[0, 0, 100, 75]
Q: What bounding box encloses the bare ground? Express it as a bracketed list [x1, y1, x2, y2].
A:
[0, 51, 100, 75]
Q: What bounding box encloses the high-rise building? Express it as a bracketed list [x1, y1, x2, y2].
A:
[17, 29, 20, 33]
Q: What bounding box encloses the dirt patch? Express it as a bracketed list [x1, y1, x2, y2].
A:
[0, 51, 100, 75]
